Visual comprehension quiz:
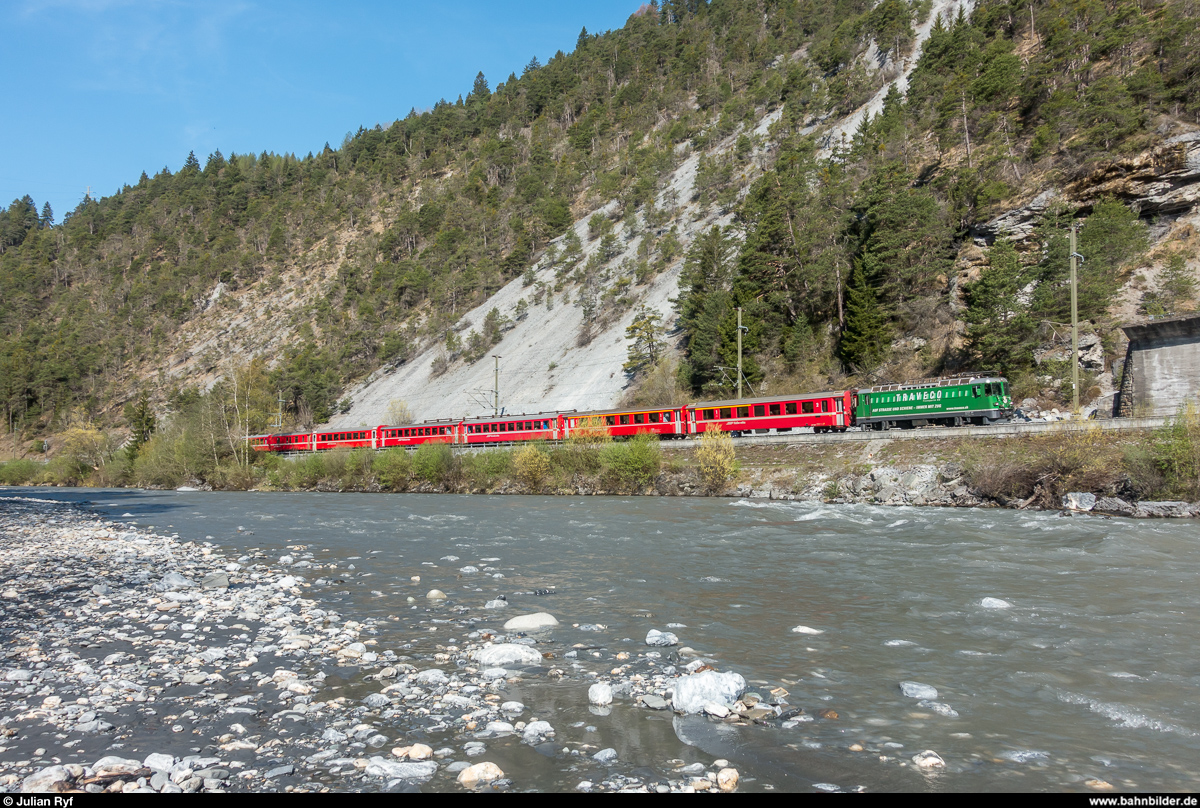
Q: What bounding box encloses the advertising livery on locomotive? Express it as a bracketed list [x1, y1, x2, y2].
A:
[248, 373, 1013, 453]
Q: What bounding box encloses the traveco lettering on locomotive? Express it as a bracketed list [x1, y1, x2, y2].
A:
[247, 373, 1014, 453]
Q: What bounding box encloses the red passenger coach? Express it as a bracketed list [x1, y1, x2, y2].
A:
[378, 420, 459, 447]
[312, 429, 376, 451]
[687, 391, 855, 435]
[460, 414, 558, 445]
[563, 406, 686, 439]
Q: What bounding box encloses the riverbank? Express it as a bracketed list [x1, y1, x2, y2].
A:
[0, 495, 766, 794]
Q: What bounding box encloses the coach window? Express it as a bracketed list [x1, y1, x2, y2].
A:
[785, 403, 797, 415]
[836, 399, 843, 411]
[821, 400, 829, 412]
[769, 404, 780, 416]
[735, 406, 748, 418]
[718, 408, 730, 418]
[802, 402, 814, 414]
[754, 405, 765, 417]
[634, 413, 645, 424]
[604, 416, 615, 426]
[703, 409, 714, 420]
[617, 414, 628, 425]
[664, 412, 673, 422]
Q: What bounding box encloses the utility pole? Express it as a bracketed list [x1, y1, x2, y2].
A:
[492, 355, 501, 417]
[272, 390, 284, 430]
[1070, 225, 1080, 416]
[736, 307, 748, 400]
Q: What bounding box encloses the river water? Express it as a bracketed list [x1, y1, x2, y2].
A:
[13, 489, 1200, 792]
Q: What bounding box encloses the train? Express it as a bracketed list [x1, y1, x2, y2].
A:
[248, 372, 1013, 453]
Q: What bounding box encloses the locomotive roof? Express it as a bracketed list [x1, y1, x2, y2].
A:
[866, 373, 1005, 393]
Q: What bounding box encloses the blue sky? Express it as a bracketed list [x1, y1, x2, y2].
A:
[3, 0, 641, 221]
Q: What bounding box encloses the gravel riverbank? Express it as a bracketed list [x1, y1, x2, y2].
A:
[0, 495, 765, 794]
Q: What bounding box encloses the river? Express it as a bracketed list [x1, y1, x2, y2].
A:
[9, 488, 1200, 792]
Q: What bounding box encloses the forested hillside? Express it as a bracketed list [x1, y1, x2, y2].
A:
[2, 0, 1199, 471]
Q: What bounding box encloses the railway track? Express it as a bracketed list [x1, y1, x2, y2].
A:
[273, 415, 1168, 457]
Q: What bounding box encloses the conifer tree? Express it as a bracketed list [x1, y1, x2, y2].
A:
[39, 202, 53, 229]
[624, 306, 665, 377]
[839, 262, 889, 371]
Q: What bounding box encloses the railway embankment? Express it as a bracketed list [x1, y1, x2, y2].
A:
[2, 413, 1198, 517]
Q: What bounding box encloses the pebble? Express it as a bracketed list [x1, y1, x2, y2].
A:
[457, 761, 504, 787]
[588, 682, 613, 706]
[716, 768, 739, 792]
[502, 612, 559, 631]
[912, 750, 946, 769]
[645, 629, 678, 647]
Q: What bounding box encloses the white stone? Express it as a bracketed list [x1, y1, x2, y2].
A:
[980, 597, 1012, 609]
[671, 671, 747, 714]
[522, 720, 554, 740]
[500, 700, 525, 713]
[415, 668, 448, 685]
[426, 589, 447, 600]
[161, 572, 195, 590]
[21, 766, 70, 793]
[473, 644, 544, 667]
[484, 599, 508, 609]
[588, 682, 613, 706]
[790, 625, 825, 635]
[143, 753, 175, 771]
[645, 629, 678, 646]
[1062, 492, 1097, 511]
[276, 575, 299, 589]
[899, 681, 939, 700]
[702, 701, 730, 718]
[912, 750, 945, 769]
[363, 757, 437, 780]
[503, 612, 558, 631]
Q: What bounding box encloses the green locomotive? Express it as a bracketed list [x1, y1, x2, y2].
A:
[855, 373, 1013, 430]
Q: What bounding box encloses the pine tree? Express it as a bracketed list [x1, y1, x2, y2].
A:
[123, 392, 156, 461]
[624, 306, 665, 377]
[471, 71, 490, 100]
[182, 150, 201, 175]
[963, 239, 1035, 373]
[39, 202, 54, 229]
[839, 262, 889, 370]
